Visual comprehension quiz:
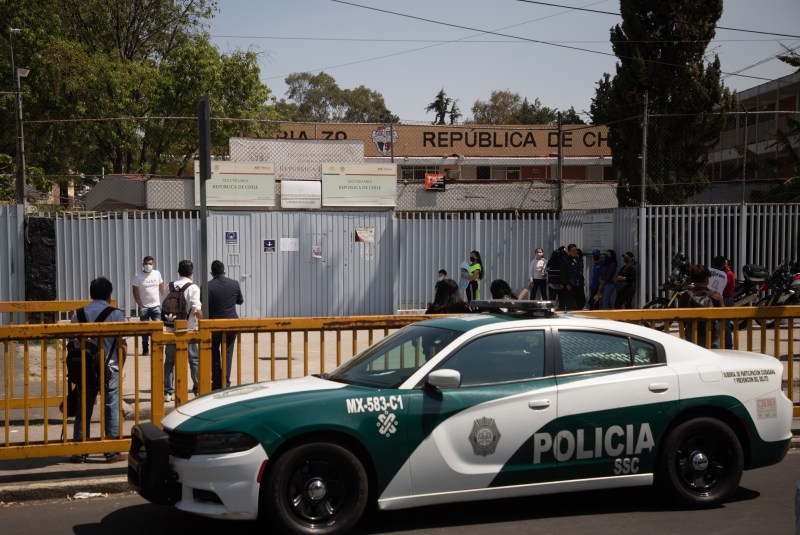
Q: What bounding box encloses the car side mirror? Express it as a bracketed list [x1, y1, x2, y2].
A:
[427, 369, 461, 390]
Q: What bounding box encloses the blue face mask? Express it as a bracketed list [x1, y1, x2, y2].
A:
[143, 264, 153, 273]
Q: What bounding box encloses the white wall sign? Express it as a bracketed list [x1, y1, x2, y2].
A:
[194, 161, 275, 207]
[321, 163, 397, 207]
[281, 180, 322, 209]
[582, 212, 614, 252]
[280, 237, 299, 252]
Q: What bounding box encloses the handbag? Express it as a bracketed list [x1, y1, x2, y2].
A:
[59, 385, 78, 417]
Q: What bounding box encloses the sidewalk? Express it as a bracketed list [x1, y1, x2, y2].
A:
[1, 417, 798, 504]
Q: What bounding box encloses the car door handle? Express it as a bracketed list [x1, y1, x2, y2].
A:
[528, 399, 551, 410]
[648, 383, 670, 393]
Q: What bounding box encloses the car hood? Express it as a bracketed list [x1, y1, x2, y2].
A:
[163, 376, 348, 428]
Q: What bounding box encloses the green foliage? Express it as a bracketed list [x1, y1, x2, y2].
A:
[425, 88, 452, 125]
[282, 72, 398, 123]
[592, 0, 733, 206]
[470, 91, 582, 125]
[0, 0, 277, 191]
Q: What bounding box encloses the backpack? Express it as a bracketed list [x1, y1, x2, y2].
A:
[62, 306, 116, 416]
[687, 290, 714, 309]
[162, 282, 190, 328]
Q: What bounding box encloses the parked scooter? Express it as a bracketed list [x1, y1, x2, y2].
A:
[732, 263, 769, 307]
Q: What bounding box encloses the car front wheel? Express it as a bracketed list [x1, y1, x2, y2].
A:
[658, 417, 743, 507]
[263, 442, 368, 535]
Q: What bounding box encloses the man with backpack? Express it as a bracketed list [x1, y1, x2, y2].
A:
[678, 264, 723, 348]
[163, 259, 203, 401]
[69, 277, 127, 463]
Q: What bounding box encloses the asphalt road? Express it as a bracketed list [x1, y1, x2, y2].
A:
[2, 451, 799, 535]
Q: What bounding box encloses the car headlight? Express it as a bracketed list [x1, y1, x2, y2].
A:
[193, 432, 259, 455]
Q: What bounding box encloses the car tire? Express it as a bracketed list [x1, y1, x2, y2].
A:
[263, 442, 368, 535]
[658, 417, 743, 508]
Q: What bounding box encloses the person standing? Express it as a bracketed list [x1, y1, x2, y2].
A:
[713, 255, 736, 349]
[528, 247, 548, 301]
[164, 260, 202, 401]
[678, 264, 724, 348]
[562, 244, 586, 311]
[207, 260, 244, 390]
[614, 252, 638, 309]
[598, 249, 618, 310]
[546, 248, 566, 309]
[587, 249, 604, 310]
[131, 255, 164, 356]
[465, 250, 484, 304]
[70, 277, 127, 464]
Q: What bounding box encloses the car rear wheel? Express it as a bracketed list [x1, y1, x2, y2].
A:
[263, 442, 368, 535]
[658, 417, 743, 507]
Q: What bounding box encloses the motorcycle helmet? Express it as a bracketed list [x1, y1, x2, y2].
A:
[671, 252, 687, 269]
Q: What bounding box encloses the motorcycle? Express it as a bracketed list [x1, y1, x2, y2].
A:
[747, 260, 800, 327]
[733, 263, 769, 328]
[643, 253, 692, 330]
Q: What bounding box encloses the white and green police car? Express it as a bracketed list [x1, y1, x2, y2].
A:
[129, 301, 793, 535]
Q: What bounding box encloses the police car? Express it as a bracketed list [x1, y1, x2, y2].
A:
[129, 301, 793, 535]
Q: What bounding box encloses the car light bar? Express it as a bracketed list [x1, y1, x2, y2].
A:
[470, 299, 558, 316]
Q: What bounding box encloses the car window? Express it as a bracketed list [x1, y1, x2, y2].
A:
[329, 325, 461, 388]
[559, 331, 657, 373]
[440, 330, 545, 386]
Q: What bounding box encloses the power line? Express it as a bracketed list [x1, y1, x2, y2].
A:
[514, 0, 800, 39]
[211, 34, 792, 45]
[330, 0, 785, 83]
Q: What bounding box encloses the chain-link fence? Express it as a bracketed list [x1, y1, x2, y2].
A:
[12, 110, 799, 212]
[634, 109, 800, 206]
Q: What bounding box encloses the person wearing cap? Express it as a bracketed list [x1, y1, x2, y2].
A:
[614, 251, 638, 308]
[587, 249, 604, 310]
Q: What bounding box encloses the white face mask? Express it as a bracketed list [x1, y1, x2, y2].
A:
[535, 252, 543, 259]
[143, 264, 153, 273]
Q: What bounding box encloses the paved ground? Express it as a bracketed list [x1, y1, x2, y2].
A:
[1, 325, 799, 504]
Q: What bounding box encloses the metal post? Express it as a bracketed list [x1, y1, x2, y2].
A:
[556, 112, 563, 213]
[638, 92, 649, 307]
[641, 91, 648, 208]
[739, 102, 748, 205]
[197, 93, 211, 306]
[9, 28, 26, 305]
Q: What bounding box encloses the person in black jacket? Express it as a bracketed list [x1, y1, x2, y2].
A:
[546, 247, 566, 309]
[207, 260, 244, 390]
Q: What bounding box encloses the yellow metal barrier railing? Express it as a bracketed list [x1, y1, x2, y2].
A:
[1, 305, 797, 461]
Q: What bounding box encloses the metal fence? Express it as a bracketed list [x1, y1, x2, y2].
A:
[0, 204, 797, 317]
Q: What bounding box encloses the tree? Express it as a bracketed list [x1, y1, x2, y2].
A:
[425, 88, 451, 125]
[282, 72, 397, 123]
[592, 0, 733, 206]
[777, 44, 800, 71]
[560, 106, 586, 125]
[471, 90, 521, 125]
[447, 101, 462, 125]
[0, 0, 277, 195]
[470, 92, 580, 125]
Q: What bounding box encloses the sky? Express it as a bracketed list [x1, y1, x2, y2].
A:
[208, 0, 800, 123]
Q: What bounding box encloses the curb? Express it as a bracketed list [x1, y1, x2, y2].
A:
[2, 437, 799, 504]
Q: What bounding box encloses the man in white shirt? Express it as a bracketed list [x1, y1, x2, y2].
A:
[131, 256, 164, 356]
[163, 260, 203, 401]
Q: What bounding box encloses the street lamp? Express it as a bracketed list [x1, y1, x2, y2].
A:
[10, 28, 28, 208]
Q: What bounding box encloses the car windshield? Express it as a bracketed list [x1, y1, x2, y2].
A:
[327, 324, 462, 388]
